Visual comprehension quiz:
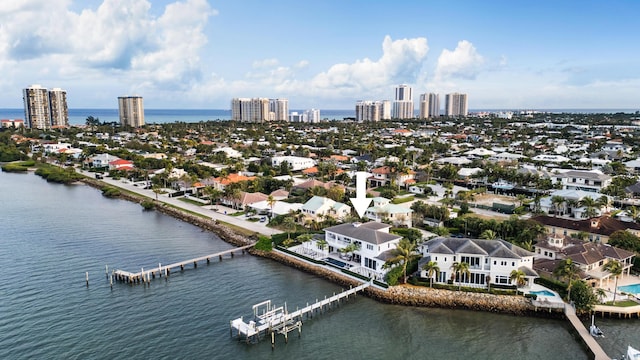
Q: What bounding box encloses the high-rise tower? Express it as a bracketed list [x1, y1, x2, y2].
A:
[118, 96, 145, 127]
[392, 84, 414, 119]
[23, 84, 51, 130]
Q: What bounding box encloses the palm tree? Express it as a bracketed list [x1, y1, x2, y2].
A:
[296, 233, 314, 254]
[595, 288, 607, 304]
[551, 195, 565, 217]
[603, 260, 623, 304]
[579, 196, 599, 219]
[451, 261, 471, 290]
[553, 258, 579, 301]
[480, 229, 497, 240]
[316, 238, 328, 254]
[485, 275, 491, 292]
[383, 239, 421, 283]
[422, 261, 440, 288]
[282, 216, 296, 240]
[509, 269, 527, 295]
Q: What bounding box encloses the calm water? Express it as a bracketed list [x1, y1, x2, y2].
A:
[1, 171, 635, 359]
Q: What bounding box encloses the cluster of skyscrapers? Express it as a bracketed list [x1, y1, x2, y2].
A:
[231, 98, 289, 122]
[22, 85, 69, 129]
[356, 85, 468, 121]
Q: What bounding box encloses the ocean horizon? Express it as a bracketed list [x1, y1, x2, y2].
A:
[1, 107, 638, 126]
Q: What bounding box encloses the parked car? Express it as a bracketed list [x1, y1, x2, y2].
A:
[260, 217, 267, 223]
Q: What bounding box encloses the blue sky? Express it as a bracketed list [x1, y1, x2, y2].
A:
[1, 0, 639, 110]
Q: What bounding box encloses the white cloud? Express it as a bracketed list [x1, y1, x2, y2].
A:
[0, 0, 215, 100]
[434, 40, 484, 81]
[308, 35, 428, 94]
[252, 58, 279, 68]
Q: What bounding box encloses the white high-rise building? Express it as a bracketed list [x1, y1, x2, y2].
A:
[445, 93, 468, 117]
[428, 93, 440, 118]
[392, 84, 414, 119]
[118, 96, 145, 127]
[419, 93, 439, 118]
[231, 98, 288, 122]
[305, 109, 321, 123]
[356, 100, 383, 122]
[49, 88, 68, 128]
[23, 85, 51, 130]
[381, 100, 391, 120]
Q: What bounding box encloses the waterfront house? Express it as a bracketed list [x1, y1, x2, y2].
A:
[530, 215, 640, 243]
[321, 222, 403, 278]
[270, 155, 316, 172]
[108, 158, 134, 171]
[418, 237, 537, 288]
[533, 234, 635, 287]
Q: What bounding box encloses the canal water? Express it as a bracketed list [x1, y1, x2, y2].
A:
[0, 171, 632, 359]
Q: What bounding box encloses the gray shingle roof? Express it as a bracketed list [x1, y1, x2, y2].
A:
[425, 237, 533, 260]
[324, 222, 401, 245]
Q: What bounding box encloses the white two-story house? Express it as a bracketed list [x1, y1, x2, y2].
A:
[365, 197, 413, 227]
[550, 169, 612, 193]
[418, 237, 537, 288]
[322, 222, 403, 278]
[301, 196, 351, 221]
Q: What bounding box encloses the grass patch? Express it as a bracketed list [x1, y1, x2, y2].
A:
[217, 220, 257, 237]
[604, 300, 638, 307]
[391, 195, 414, 204]
[178, 197, 207, 206]
[229, 211, 245, 217]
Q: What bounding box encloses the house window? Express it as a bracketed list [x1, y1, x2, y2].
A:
[364, 258, 377, 270]
[366, 244, 374, 251]
[496, 275, 509, 284]
[512, 262, 515, 266]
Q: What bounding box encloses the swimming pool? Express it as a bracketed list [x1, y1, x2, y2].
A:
[324, 257, 351, 269]
[530, 290, 555, 297]
[618, 283, 640, 295]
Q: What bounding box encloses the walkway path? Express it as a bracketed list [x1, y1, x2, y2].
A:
[76, 168, 282, 236]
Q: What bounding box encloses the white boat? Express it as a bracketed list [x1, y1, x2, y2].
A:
[589, 315, 604, 338]
[628, 345, 640, 359]
[492, 180, 514, 190]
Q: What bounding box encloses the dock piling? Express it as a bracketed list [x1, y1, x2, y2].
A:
[85, 271, 89, 287]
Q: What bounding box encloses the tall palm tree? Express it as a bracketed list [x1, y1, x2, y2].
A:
[509, 269, 527, 295]
[422, 261, 440, 288]
[282, 216, 296, 240]
[553, 258, 579, 301]
[603, 260, 623, 304]
[383, 239, 421, 283]
[316, 238, 328, 254]
[595, 288, 607, 304]
[451, 261, 471, 290]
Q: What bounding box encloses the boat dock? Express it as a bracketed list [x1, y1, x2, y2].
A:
[564, 305, 610, 360]
[230, 280, 372, 347]
[112, 244, 254, 284]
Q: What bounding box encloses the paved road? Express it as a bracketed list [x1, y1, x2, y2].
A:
[77, 168, 282, 236]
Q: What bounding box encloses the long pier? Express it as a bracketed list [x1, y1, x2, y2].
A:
[564, 305, 610, 360]
[112, 244, 254, 284]
[230, 281, 372, 346]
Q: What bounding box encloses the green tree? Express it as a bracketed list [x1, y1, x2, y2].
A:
[570, 280, 598, 313]
[480, 229, 497, 240]
[422, 261, 440, 288]
[383, 238, 421, 284]
[282, 216, 297, 240]
[509, 269, 527, 295]
[603, 260, 623, 304]
[551, 195, 565, 217]
[451, 261, 471, 290]
[607, 230, 640, 253]
[553, 258, 579, 300]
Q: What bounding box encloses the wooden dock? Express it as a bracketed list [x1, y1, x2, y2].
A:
[230, 281, 372, 346]
[564, 305, 610, 360]
[112, 244, 254, 284]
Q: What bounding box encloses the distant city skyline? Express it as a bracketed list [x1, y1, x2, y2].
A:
[1, 1, 639, 110]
